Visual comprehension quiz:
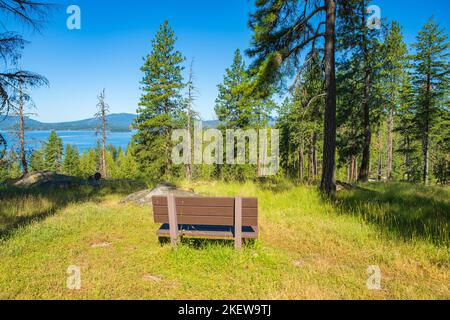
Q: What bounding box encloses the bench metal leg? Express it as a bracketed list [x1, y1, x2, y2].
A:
[167, 194, 178, 247]
[234, 197, 242, 250]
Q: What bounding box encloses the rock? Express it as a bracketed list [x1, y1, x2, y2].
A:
[91, 242, 112, 248]
[292, 260, 304, 267]
[11, 171, 82, 188]
[121, 182, 200, 206]
[142, 273, 163, 282]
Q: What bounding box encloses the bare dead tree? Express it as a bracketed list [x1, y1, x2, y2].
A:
[0, 0, 52, 158]
[95, 89, 110, 179]
[185, 58, 198, 181]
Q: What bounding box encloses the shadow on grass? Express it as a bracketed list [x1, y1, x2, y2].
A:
[254, 176, 298, 193]
[0, 181, 144, 241]
[159, 236, 256, 249]
[333, 182, 450, 245]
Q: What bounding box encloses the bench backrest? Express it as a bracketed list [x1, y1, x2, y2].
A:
[152, 196, 258, 227]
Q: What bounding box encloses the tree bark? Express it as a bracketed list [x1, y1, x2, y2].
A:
[312, 132, 317, 177]
[320, 0, 337, 195]
[377, 129, 382, 181]
[299, 144, 304, 182]
[358, 2, 371, 182]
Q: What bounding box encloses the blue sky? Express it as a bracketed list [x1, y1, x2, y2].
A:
[4, 0, 450, 122]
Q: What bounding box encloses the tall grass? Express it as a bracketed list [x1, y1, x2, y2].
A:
[0, 180, 448, 299]
[335, 183, 449, 246]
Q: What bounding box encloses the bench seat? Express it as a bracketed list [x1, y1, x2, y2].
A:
[156, 224, 258, 239]
[151, 195, 258, 249]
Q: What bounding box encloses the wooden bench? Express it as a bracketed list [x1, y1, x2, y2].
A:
[152, 195, 258, 249]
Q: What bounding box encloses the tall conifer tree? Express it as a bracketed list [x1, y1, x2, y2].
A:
[133, 21, 185, 181]
[411, 18, 449, 185]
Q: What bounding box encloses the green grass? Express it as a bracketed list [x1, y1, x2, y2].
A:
[0, 180, 448, 299]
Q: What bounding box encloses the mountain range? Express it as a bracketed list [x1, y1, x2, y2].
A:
[0, 113, 220, 132]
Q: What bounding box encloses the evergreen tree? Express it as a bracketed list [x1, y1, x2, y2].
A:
[411, 18, 449, 185]
[381, 21, 408, 180]
[43, 130, 63, 172]
[79, 149, 98, 178]
[336, 55, 364, 182]
[338, 0, 384, 182]
[29, 149, 45, 172]
[277, 52, 324, 182]
[107, 144, 119, 161]
[247, 0, 338, 194]
[105, 149, 118, 179]
[396, 73, 422, 182]
[63, 144, 81, 176]
[118, 146, 139, 179]
[132, 21, 185, 181]
[215, 49, 252, 129]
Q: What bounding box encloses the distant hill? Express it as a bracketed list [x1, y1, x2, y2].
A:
[0, 113, 221, 132]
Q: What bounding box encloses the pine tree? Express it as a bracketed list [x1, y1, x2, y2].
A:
[215, 49, 251, 129]
[63, 144, 81, 176]
[79, 149, 98, 178]
[132, 21, 185, 181]
[336, 55, 364, 182]
[396, 74, 422, 181]
[277, 52, 324, 182]
[247, 0, 338, 194]
[338, 0, 384, 182]
[411, 18, 449, 185]
[29, 149, 45, 172]
[44, 130, 63, 172]
[381, 21, 408, 181]
[118, 146, 139, 179]
[105, 149, 118, 179]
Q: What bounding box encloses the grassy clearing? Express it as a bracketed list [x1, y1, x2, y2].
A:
[0, 181, 448, 299]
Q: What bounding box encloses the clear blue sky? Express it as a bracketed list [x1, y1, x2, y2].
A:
[5, 0, 450, 122]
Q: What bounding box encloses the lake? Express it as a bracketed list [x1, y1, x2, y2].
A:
[2, 130, 134, 153]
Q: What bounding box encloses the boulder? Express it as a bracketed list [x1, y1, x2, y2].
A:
[11, 171, 82, 188]
[122, 182, 200, 206]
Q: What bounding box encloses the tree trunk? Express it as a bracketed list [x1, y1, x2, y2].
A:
[377, 129, 382, 181]
[320, 0, 337, 195]
[358, 3, 371, 183]
[101, 103, 107, 179]
[358, 75, 371, 181]
[387, 105, 394, 180]
[19, 81, 27, 174]
[405, 136, 410, 181]
[350, 156, 356, 182]
[312, 132, 317, 177]
[308, 135, 314, 182]
[299, 145, 304, 182]
[347, 160, 350, 182]
[186, 60, 194, 181]
[422, 74, 431, 185]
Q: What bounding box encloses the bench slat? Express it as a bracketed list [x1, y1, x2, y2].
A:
[153, 205, 258, 217]
[153, 214, 257, 226]
[152, 196, 257, 208]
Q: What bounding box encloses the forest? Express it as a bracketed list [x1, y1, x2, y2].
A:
[1, 1, 448, 192]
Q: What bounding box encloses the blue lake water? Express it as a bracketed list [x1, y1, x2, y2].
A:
[2, 131, 134, 153]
